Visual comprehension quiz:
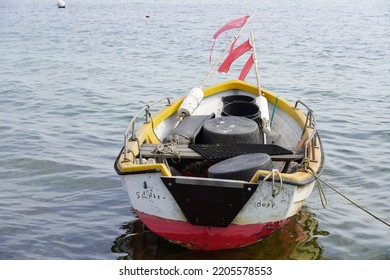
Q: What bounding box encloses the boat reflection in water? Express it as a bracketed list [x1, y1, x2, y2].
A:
[111, 206, 328, 260]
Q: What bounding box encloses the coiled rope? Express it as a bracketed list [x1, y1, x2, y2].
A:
[153, 140, 181, 160]
[305, 166, 390, 228]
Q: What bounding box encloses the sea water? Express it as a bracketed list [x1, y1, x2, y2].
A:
[0, 0, 389, 259]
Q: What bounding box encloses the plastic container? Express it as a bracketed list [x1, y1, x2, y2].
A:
[222, 95, 255, 106]
[202, 116, 260, 144]
[222, 101, 260, 122]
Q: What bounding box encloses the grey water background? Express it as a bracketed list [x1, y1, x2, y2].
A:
[0, 0, 389, 260]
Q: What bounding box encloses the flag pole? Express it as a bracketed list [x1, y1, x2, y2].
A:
[250, 31, 262, 96]
[250, 31, 271, 143]
[199, 12, 255, 88]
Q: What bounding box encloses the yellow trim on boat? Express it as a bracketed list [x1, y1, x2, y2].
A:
[143, 96, 185, 144]
[203, 80, 259, 97]
[120, 162, 172, 176]
[121, 96, 185, 149]
[116, 97, 184, 173]
[151, 96, 184, 128]
[250, 169, 310, 184]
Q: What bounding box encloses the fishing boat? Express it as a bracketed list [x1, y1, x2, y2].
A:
[114, 14, 324, 250]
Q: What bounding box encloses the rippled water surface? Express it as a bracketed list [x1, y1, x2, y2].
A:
[1, 0, 389, 259]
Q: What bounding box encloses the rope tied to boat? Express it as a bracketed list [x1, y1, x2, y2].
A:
[297, 159, 328, 208]
[304, 166, 390, 228]
[263, 169, 283, 197]
[152, 137, 182, 163]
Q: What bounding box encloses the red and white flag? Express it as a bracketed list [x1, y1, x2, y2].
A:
[218, 39, 252, 73]
[209, 15, 250, 62]
[238, 54, 255, 80]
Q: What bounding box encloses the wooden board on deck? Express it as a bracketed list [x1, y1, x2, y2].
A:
[140, 144, 304, 161]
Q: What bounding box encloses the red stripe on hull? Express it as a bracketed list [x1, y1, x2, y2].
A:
[136, 211, 289, 250]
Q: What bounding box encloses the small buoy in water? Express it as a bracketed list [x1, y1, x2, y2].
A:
[57, 0, 65, 8]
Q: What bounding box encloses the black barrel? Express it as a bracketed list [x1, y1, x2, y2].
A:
[208, 153, 273, 181]
[202, 116, 260, 144]
[222, 95, 255, 106]
[222, 101, 260, 122]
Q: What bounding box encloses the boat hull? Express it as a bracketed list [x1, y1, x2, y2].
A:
[121, 171, 316, 250]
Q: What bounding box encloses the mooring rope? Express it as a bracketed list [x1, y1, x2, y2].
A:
[263, 169, 283, 197]
[315, 173, 328, 208]
[305, 167, 390, 228]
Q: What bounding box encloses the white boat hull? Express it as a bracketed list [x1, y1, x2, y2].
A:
[121, 170, 315, 250]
